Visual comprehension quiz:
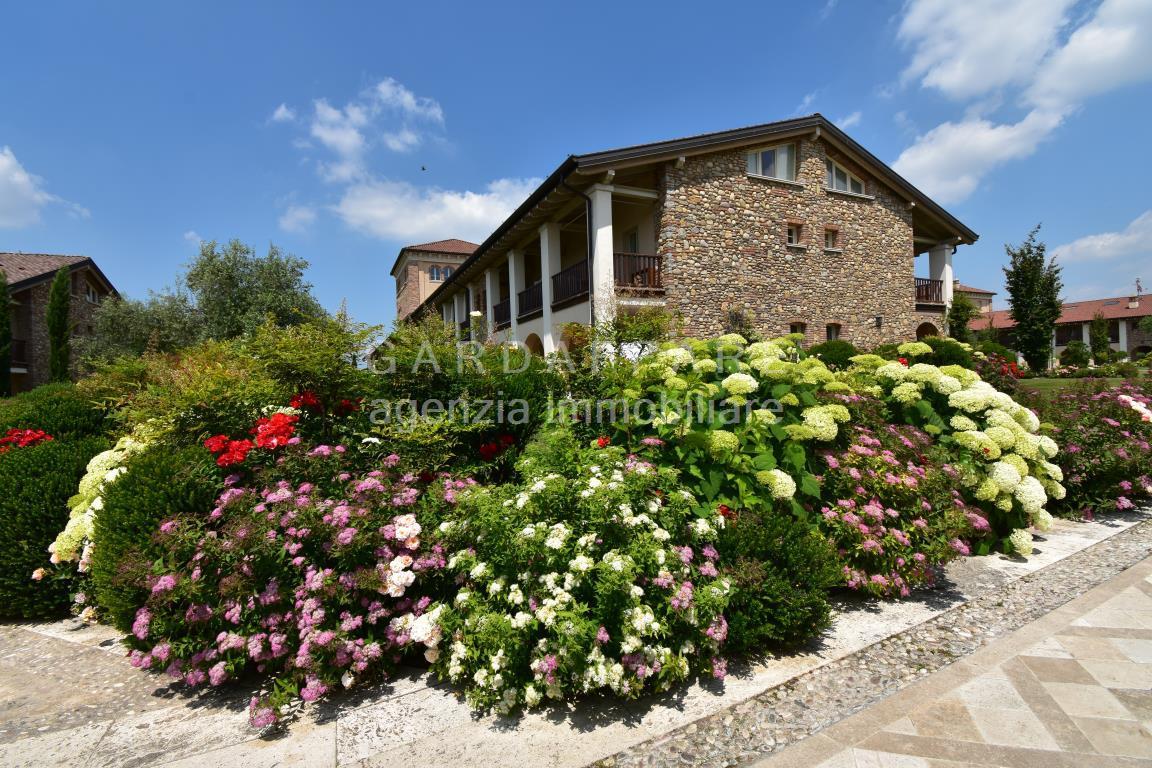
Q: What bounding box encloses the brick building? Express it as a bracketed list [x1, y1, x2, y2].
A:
[405, 115, 978, 353]
[973, 294, 1152, 362]
[391, 239, 478, 320]
[1, 253, 118, 393]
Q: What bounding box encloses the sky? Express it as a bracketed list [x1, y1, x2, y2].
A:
[2, 0, 1151, 326]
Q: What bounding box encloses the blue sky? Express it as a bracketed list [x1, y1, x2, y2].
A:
[2, 0, 1151, 326]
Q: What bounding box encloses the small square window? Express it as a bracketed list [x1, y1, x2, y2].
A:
[824, 229, 839, 249]
[787, 224, 803, 246]
[790, 322, 806, 335]
[826, 323, 841, 341]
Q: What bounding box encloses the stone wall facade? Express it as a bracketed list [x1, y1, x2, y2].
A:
[13, 269, 106, 391]
[657, 137, 920, 348]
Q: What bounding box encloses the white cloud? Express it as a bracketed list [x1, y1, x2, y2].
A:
[334, 177, 540, 243]
[270, 103, 296, 123]
[1028, 0, 1152, 111]
[382, 128, 421, 153]
[819, 0, 838, 21]
[0, 146, 87, 228]
[897, 0, 1076, 101]
[836, 111, 862, 129]
[794, 91, 818, 115]
[1052, 210, 1152, 263]
[278, 205, 317, 233]
[372, 77, 444, 124]
[892, 109, 1063, 204]
[893, 0, 1152, 204]
[183, 230, 202, 243]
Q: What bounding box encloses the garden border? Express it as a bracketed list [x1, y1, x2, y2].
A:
[595, 513, 1152, 767]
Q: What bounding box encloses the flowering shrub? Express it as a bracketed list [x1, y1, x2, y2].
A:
[427, 442, 732, 713]
[122, 441, 454, 727]
[0, 427, 54, 453]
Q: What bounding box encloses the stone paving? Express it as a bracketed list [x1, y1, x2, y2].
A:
[754, 556, 1152, 767]
[0, 511, 1148, 768]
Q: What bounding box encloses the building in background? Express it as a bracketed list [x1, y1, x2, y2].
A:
[973, 293, 1152, 360]
[0, 253, 118, 393]
[955, 282, 995, 313]
[391, 239, 478, 321]
[399, 115, 978, 353]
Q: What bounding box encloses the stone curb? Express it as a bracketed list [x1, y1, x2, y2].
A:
[594, 517, 1152, 768]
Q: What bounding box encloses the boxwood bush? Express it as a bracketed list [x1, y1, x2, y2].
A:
[0, 436, 109, 618]
[0, 383, 108, 438]
[806, 340, 859, 371]
[90, 445, 220, 631]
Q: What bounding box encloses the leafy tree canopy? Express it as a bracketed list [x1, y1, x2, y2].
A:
[1003, 226, 1063, 373]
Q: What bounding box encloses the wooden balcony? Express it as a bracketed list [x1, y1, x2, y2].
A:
[614, 253, 664, 295]
[551, 262, 589, 308]
[10, 338, 28, 366]
[493, 299, 511, 329]
[517, 282, 543, 320]
[915, 277, 945, 305]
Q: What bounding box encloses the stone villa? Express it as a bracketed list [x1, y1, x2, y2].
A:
[1, 253, 117, 392]
[398, 115, 979, 354]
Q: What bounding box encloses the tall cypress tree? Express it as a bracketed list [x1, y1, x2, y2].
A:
[1003, 226, 1063, 373]
[0, 269, 11, 397]
[46, 267, 72, 383]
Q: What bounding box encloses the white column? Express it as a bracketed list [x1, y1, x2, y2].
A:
[589, 184, 616, 325]
[508, 249, 523, 344]
[466, 283, 480, 341]
[484, 267, 499, 340]
[539, 222, 562, 354]
[1119, 319, 1128, 356]
[928, 243, 954, 310]
[453, 293, 466, 339]
[1081, 322, 1091, 345]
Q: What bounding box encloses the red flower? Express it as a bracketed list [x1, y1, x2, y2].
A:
[290, 391, 322, 411]
[478, 442, 502, 461]
[717, 504, 734, 519]
[334, 398, 362, 417]
[596, 436, 611, 448]
[498, 434, 516, 447]
[216, 439, 253, 467]
[897, 357, 909, 366]
[251, 413, 298, 450]
[0, 428, 54, 452]
[203, 434, 231, 454]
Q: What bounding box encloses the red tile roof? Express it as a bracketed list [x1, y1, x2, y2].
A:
[0, 252, 89, 290]
[956, 283, 995, 295]
[403, 239, 479, 255]
[971, 295, 1151, 330]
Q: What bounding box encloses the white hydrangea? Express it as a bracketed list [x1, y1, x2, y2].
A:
[721, 372, 759, 395]
[989, 461, 1022, 493]
[950, 414, 979, 431]
[1013, 476, 1048, 515]
[1033, 509, 1054, 533]
[756, 468, 796, 500]
[897, 341, 933, 357]
[657, 347, 694, 370]
[1009, 529, 1034, 557]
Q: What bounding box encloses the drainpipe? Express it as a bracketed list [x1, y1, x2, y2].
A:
[559, 179, 595, 328]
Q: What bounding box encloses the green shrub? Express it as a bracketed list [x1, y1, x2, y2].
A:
[922, 336, 973, 368]
[0, 383, 108, 438]
[974, 341, 1016, 361]
[870, 343, 900, 360]
[1059, 341, 1090, 368]
[718, 509, 838, 653]
[0, 437, 108, 618]
[90, 445, 220, 631]
[806, 340, 859, 370]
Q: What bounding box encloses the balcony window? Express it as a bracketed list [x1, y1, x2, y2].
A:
[786, 223, 803, 246]
[790, 322, 806, 335]
[826, 323, 841, 341]
[825, 159, 865, 195]
[746, 143, 797, 182]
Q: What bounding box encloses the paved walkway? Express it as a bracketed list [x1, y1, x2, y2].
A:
[756, 557, 1152, 767]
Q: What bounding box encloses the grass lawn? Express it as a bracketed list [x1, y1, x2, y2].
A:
[1019, 377, 1125, 395]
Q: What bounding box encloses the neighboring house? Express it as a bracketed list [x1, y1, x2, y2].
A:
[955, 282, 995, 313]
[1, 253, 118, 393]
[972, 294, 1152, 361]
[404, 115, 978, 354]
[391, 239, 478, 320]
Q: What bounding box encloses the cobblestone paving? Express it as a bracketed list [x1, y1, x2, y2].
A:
[600, 518, 1152, 768]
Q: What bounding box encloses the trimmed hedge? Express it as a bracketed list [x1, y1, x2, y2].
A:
[806, 340, 859, 371]
[0, 437, 109, 618]
[90, 445, 220, 632]
[0, 383, 108, 438]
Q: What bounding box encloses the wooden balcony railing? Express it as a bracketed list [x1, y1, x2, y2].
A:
[551, 262, 589, 306]
[517, 281, 543, 319]
[614, 253, 663, 294]
[493, 299, 511, 329]
[915, 277, 944, 304]
[10, 339, 28, 366]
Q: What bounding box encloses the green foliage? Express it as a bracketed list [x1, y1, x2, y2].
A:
[90, 445, 220, 631]
[945, 292, 978, 343]
[1059, 340, 1090, 368]
[185, 239, 326, 341]
[717, 509, 838, 653]
[921, 336, 973, 368]
[0, 382, 109, 438]
[0, 269, 11, 398]
[47, 267, 72, 382]
[1088, 312, 1111, 363]
[0, 437, 108, 618]
[1003, 226, 1063, 372]
[974, 340, 1016, 361]
[78, 292, 203, 365]
[806, 339, 859, 370]
[870, 343, 900, 360]
[594, 307, 678, 354]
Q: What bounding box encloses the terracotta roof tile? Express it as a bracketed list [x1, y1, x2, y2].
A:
[956, 283, 995, 295]
[403, 239, 479, 255]
[0, 253, 89, 289]
[971, 295, 1151, 330]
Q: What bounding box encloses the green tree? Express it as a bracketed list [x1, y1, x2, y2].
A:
[46, 267, 72, 382]
[77, 292, 202, 363]
[184, 239, 325, 340]
[1139, 315, 1152, 336]
[0, 270, 11, 397]
[945, 292, 978, 343]
[1003, 226, 1063, 373]
[1088, 311, 1111, 363]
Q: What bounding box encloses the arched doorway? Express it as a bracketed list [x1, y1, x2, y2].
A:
[916, 322, 940, 340]
[523, 333, 545, 356]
